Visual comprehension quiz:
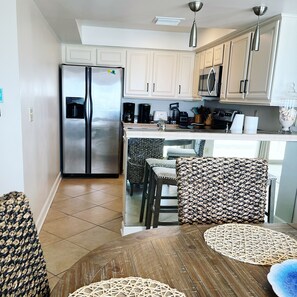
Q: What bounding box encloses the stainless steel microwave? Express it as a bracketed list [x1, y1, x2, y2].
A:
[198, 65, 222, 97]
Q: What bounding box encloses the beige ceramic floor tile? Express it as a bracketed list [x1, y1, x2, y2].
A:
[52, 192, 73, 202]
[73, 206, 122, 225]
[51, 197, 97, 214]
[99, 184, 123, 198]
[77, 191, 119, 205]
[42, 216, 95, 239]
[101, 198, 123, 213]
[101, 217, 123, 234]
[44, 208, 67, 223]
[57, 182, 97, 197]
[67, 226, 121, 251]
[39, 230, 62, 247]
[43, 240, 89, 275]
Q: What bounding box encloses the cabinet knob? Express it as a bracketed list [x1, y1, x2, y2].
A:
[179, 85, 181, 94]
[239, 80, 245, 93]
[153, 83, 155, 92]
[147, 83, 149, 92]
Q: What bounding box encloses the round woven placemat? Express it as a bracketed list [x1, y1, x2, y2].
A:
[204, 223, 297, 265]
[69, 277, 186, 297]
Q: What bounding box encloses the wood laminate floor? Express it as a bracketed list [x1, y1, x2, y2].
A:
[39, 176, 124, 291]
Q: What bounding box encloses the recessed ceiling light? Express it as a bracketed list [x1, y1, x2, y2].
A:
[153, 16, 185, 26]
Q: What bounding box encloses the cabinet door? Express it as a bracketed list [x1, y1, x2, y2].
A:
[245, 21, 279, 102]
[220, 42, 230, 99]
[192, 51, 206, 98]
[226, 33, 252, 99]
[124, 50, 151, 97]
[204, 48, 214, 67]
[96, 48, 126, 67]
[151, 51, 177, 97]
[65, 45, 96, 65]
[177, 52, 195, 98]
[213, 44, 224, 65]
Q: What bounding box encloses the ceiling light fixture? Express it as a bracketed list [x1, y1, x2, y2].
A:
[251, 6, 268, 51]
[153, 16, 185, 26]
[188, 1, 203, 48]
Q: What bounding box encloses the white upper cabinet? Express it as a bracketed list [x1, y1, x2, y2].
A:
[223, 20, 279, 104]
[96, 48, 126, 67]
[151, 51, 178, 97]
[176, 52, 195, 98]
[124, 50, 152, 96]
[213, 44, 225, 66]
[245, 21, 279, 102]
[65, 45, 96, 65]
[64, 45, 126, 67]
[225, 33, 252, 100]
[204, 48, 214, 67]
[125, 49, 194, 99]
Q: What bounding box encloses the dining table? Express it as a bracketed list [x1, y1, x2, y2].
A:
[50, 223, 297, 297]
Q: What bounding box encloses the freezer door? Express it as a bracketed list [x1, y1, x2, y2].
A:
[90, 67, 122, 174]
[61, 65, 87, 174]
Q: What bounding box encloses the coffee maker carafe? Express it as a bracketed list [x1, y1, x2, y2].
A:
[169, 102, 180, 124]
[123, 102, 135, 123]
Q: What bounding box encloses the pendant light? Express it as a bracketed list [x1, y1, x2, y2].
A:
[188, 1, 203, 48]
[251, 6, 268, 51]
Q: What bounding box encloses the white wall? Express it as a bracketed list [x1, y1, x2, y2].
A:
[0, 0, 24, 192]
[15, 0, 61, 228]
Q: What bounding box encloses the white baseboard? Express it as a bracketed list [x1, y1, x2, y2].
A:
[121, 221, 146, 236]
[36, 172, 62, 233]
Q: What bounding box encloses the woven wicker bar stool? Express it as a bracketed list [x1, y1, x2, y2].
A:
[127, 138, 164, 195]
[139, 158, 176, 223]
[146, 167, 178, 229]
[176, 157, 268, 224]
[0, 192, 50, 297]
[167, 139, 205, 159]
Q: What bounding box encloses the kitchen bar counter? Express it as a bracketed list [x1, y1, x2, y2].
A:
[123, 123, 297, 141]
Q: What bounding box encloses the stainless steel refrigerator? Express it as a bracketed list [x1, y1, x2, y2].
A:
[60, 64, 123, 176]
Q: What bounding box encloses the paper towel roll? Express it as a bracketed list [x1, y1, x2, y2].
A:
[244, 116, 259, 134]
[230, 114, 244, 134]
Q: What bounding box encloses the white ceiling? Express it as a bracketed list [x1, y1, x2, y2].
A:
[33, 0, 297, 44]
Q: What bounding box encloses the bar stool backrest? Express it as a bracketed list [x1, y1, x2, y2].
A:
[176, 157, 268, 224]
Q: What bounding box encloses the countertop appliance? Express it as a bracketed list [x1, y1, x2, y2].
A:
[211, 108, 240, 129]
[153, 111, 168, 122]
[123, 102, 135, 123]
[60, 64, 123, 176]
[138, 104, 151, 123]
[198, 65, 222, 98]
[179, 112, 189, 127]
[169, 102, 180, 124]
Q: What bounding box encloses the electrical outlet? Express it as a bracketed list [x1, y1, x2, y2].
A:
[29, 107, 33, 122]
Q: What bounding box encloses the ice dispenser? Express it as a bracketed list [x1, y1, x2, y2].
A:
[66, 97, 84, 119]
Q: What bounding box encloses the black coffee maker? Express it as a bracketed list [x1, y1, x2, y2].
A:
[138, 104, 151, 123]
[123, 102, 135, 123]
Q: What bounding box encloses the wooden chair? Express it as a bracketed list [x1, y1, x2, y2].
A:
[176, 157, 268, 224]
[0, 192, 50, 296]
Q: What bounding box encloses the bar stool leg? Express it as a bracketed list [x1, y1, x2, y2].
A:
[145, 173, 156, 229]
[153, 179, 163, 228]
[139, 162, 150, 223]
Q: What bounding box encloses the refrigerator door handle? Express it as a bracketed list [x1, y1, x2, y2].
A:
[85, 67, 92, 173]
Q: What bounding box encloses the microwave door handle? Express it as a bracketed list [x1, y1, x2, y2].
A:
[206, 70, 211, 95]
